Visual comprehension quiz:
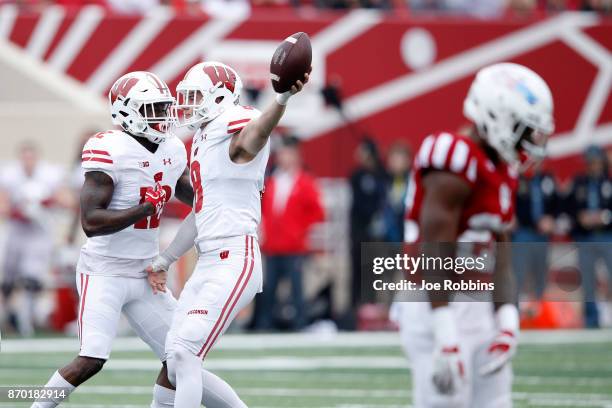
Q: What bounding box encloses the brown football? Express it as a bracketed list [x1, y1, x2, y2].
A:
[270, 32, 312, 93]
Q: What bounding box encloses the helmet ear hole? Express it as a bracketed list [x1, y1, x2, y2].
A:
[488, 111, 496, 120]
[215, 96, 224, 104]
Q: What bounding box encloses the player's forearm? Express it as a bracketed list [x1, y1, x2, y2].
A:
[493, 232, 516, 310]
[421, 214, 459, 308]
[160, 211, 197, 264]
[239, 101, 286, 155]
[175, 168, 194, 206]
[81, 203, 154, 237]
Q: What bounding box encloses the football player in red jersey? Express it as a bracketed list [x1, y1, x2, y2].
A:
[391, 63, 554, 407]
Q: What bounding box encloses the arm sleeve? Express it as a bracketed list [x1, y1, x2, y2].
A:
[161, 211, 197, 264]
[81, 133, 118, 184]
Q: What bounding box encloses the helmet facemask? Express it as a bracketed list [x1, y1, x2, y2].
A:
[477, 116, 550, 170]
[109, 72, 177, 144]
[138, 99, 176, 142]
[513, 121, 550, 171]
[175, 62, 243, 129]
[176, 83, 237, 129]
[113, 97, 176, 144]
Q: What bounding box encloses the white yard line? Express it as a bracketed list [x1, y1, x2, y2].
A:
[2, 330, 611, 354]
[102, 356, 408, 371]
[3, 368, 612, 390]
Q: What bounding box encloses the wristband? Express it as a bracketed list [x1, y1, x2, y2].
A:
[496, 303, 519, 333]
[150, 253, 173, 273]
[276, 92, 291, 106]
[432, 306, 459, 347]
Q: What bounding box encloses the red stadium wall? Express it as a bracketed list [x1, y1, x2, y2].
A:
[2, 6, 610, 180]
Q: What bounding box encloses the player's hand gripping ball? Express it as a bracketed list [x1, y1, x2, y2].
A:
[270, 31, 312, 96]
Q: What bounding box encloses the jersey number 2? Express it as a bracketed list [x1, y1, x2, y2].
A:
[135, 172, 172, 229]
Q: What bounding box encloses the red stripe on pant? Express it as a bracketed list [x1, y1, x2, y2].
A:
[78, 274, 89, 348]
[202, 236, 255, 359]
[77, 274, 82, 341]
[197, 236, 252, 358]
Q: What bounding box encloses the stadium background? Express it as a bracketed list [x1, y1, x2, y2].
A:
[0, 1, 611, 407]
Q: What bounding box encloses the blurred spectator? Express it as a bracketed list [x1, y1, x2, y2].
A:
[349, 139, 387, 312]
[581, 0, 612, 12]
[251, 0, 288, 8]
[408, 0, 506, 17]
[512, 163, 557, 301]
[199, 0, 251, 17]
[256, 136, 325, 330]
[444, 0, 506, 17]
[106, 0, 160, 13]
[507, 0, 538, 15]
[0, 142, 65, 336]
[547, 0, 571, 11]
[3, 0, 604, 13]
[569, 145, 612, 328]
[382, 142, 412, 242]
[321, 75, 344, 113]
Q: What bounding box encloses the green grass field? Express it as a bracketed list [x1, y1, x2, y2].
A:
[1, 331, 611, 408]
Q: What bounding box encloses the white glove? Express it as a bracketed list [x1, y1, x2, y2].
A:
[479, 304, 519, 376]
[431, 306, 466, 395]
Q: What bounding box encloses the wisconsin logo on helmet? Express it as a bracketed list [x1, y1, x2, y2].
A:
[203, 65, 236, 92]
[110, 76, 139, 104]
[146, 73, 170, 95]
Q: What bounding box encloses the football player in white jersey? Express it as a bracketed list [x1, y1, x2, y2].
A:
[33, 71, 206, 408]
[146, 61, 309, 407]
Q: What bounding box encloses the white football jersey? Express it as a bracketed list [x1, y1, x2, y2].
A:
[190, 104, 270, 242]
[81, 130, 187, 261]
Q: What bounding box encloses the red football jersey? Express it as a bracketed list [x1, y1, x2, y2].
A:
[404, 131, 518, 244]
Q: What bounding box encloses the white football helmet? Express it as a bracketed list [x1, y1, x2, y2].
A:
[109, 71, 176, 144]
[463, 63, 554, 166]
[175, 61, 243, 128]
